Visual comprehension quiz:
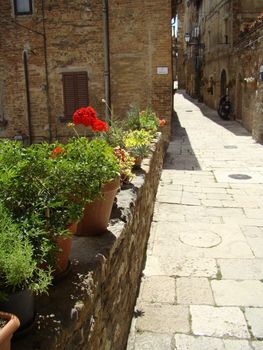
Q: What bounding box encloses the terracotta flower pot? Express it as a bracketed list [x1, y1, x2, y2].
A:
[0, 311, 20, 350]
[54, 223, 76, 276]
[76, 177, 120, 236]
[132, 157, 143, 169]
[0, 290, 34, 335]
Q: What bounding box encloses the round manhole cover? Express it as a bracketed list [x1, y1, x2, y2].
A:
[228, 174, 252, 180]
[179, 230, 222, 248]
[224, 145, 238, 149]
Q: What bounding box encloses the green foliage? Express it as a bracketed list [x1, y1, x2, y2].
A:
[127, 105, 141, 130]
[66, 137, 120, 191]
[0, 137, 120, 288]
[138, 109, 159, 133]
[113, 147, 135, 183]
[0, 204, 52, 301]
[126, 106, 159, 133]
[124, 129, 153, 158]
[102, 121, 126, 149]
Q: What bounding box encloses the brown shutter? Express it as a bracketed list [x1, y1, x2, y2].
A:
[62, 72, 89, 120]
[76, 72, 89, 108]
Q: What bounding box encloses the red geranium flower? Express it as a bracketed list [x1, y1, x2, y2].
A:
[72, 106, 109, 133]
[51, 146, 63, 159]
[92, 119, 109, 132]
[159, 118, 167, 127]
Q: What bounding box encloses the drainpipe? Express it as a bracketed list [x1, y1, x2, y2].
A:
[102, 0, 111, 122]
[41, 0, 52, 142]
[23, 50, 33, 145]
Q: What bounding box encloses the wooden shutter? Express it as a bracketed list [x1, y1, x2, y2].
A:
[62, 72, 89, 120]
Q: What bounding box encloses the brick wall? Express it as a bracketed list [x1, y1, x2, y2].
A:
[109, 0, 172, 121]
[0, 1, 172, 142]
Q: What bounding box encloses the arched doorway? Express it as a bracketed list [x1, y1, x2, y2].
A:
[220, 69, 227, 96]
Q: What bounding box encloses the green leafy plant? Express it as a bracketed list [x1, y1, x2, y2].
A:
[114, 147, 135, 183]
[0, 204, 52, 302]
[65, 137, 120, 191]
[124, 129, 153, 159]
[127, 106, 159, 133]
[138, 109, 159, 133]
[102, 121, 126, 149]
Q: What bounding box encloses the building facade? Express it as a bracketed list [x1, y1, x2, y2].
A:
[0, 0, 173, 143]
[175, 0, 263, 142]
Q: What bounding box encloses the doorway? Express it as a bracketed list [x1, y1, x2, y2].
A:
[220, 69, 227, 96]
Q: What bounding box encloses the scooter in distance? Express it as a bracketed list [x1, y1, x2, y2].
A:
[218, 94, 231, 120]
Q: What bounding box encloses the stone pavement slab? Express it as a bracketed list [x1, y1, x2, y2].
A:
[127, 92, 263, 349]
[176, 277, 214, 305]
[132, 332, 173, 350]
[143, 255, 218, 278]
[211, 280, 263, 307]
[218, 258, 263, 280]
[139, 276, 175, 304]
[245, 308, 263, 338]
[152, 222, 253, 259]
[190, 305, 250, 338]
[135, 303, 190, 334]
[174, 334, 225, 350]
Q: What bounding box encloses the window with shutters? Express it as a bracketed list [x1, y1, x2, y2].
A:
[62, 72, 89, 120]
[14, 0, 33, 15]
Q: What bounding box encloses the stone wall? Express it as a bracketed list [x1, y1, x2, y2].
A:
[233, 24, 263, 141]
[176, 0, 263, 141]
[13, 133, 166, 350]
[0, 1, 172, 142]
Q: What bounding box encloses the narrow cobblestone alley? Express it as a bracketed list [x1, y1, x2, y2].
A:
[127, 91, 263, 350]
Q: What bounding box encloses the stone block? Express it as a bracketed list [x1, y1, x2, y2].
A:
[143, 255, 218, 278]
[133, 332, 173, 350]
[218, 258, 263, 280]
[174, 334, 224, 350]
[140, 276, 175, 304]
[176, 277, 214, 305]
[136, 303, 190, 334]
[190, 305, 250, 339]
[245, 308, 263, 338]
[211, 280, 263, 307]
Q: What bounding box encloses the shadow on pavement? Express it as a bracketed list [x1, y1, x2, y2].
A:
[163, 109, 201, 170]
[177, 91, 250, 137]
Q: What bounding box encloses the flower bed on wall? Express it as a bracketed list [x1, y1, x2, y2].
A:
[12, 132, 166, 350]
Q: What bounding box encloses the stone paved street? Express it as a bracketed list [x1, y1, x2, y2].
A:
[127, 91, 263, 350]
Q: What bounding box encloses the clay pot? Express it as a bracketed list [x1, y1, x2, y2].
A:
[0, 311, 20, 350]
[76, 177, 120, 236]
[54, 223, 76, 275]
[133, 157, 143, 169]
[0, 290, 34, 335]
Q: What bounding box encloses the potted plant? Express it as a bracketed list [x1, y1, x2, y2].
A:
[0, 311, 20, 350]
[67, 106, 121, 236]
[65, 137, 120, 236]
[124, 129, 154, 168]
[114, 146, 135, 184]
[127, 106, 160, 133]
[0, 203, 52, 333]
[0, 140, 86, 276]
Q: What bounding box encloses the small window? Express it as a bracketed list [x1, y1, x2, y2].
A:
[14, 0, 33, 15]
[62, 72, 89, 120]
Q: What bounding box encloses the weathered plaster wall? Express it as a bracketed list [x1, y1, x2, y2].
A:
[13, 133, 166, 350]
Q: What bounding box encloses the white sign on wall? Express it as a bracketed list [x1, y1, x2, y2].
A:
[157, 67, 169, 75]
